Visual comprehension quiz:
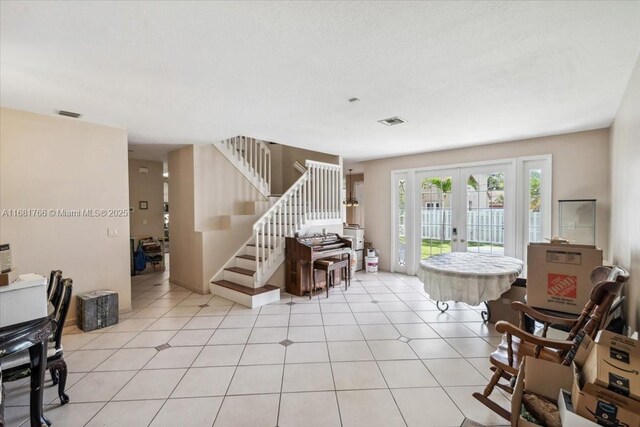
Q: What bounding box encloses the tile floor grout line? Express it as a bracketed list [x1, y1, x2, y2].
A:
[333, 273, 407, 426]
[388, 272, 495, 422]
[274, 289, 297, 427]
[8, 381, 499, 410]
[80, 285, 182, 426]
[11, 269, 505, 426]
[389, 275, 483, 424]
[78, 274, 200, 426]
[316, 287, 345, 427]
[210, 301, 262, 427]
[144, 321, 212, 426]
[362, 272, 471, 423]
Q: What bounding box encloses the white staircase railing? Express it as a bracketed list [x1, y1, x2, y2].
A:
[214, 136, 271, 197]
[253, 160, 342, 285]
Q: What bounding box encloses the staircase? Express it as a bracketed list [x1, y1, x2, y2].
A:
[210, 137, 342, 307]
[215, 135, 272, 197]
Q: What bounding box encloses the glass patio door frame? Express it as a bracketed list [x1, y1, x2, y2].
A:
[456, 162, 517, 258]
[413, 168, 462, 273]
[391, 159, 516, 274]
[515, 155, 552, 265]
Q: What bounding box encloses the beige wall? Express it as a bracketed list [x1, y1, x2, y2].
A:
[0, 108, 131, 322]
[363, 128, 611, 271]
[610, 55, 640, 333]
[248, 143, 340, 196]
[128, 158, 164, 238]
[194, 144, 264, 229]
[168, 145, 267, 293]
[345, 173, 364, 225]
[194, 145, 267, 289]
[167, 146, 202, 292]
[269, 144, 284, 195]
[278, 145, 340, 194]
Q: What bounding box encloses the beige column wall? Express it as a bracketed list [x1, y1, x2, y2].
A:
[610, 55, 640, 333]
[167, 146, 203, 293]
[362, 128, 611, 271]
[0, 108, 131, 322]
[128, 158, 164, 238]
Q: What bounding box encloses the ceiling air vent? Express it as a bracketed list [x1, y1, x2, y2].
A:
[56, 110, 82, 118]
[378, 116, 405, 126]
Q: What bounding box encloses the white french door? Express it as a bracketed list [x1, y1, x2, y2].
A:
[392, 160, 516, 274]
[414, 168, 458, 262]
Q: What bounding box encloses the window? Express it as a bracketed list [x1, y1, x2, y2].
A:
[391, 155, 551, 274]
[393, 173, 409, 271]
[517, 156, 552, 266]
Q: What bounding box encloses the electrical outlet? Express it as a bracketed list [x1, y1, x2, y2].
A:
[107, 228, 119, 237]
[143, 219, 148, 225]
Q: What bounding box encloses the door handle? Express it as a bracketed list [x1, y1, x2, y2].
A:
[460, 239, 466, 243]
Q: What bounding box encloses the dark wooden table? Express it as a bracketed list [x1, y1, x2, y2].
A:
[0, 316, 52, 427]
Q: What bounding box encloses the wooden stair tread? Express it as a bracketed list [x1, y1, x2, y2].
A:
[211, 280, 279, 296]
[236, 254, 264, 262]
[224, 266, 255, 276]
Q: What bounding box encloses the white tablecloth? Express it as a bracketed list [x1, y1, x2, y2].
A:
[418, 253, 524, 306]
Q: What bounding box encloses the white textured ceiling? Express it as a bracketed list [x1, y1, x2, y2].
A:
[2, 1, 640, 161]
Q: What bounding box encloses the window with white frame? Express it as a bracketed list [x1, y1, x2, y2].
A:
[390, 155, 551, 276]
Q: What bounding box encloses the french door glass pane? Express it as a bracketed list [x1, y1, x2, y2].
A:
[528, 168, 544, 243]
[420, 176, 452, 258]
[396, 178, 407, 267]
[466, 172, 505, 255]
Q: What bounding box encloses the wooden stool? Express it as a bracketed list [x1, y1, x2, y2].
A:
[312, 257, 350, 299]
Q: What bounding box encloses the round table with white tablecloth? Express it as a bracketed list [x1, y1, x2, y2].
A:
[417, 252, 524, 322]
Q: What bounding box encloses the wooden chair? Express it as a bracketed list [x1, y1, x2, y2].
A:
[473, 265, 629, 420]
[47, 270, 63, 304]
[2, 278, 73, 405]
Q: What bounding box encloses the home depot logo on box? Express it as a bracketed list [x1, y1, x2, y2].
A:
[547, 273, 578, 298]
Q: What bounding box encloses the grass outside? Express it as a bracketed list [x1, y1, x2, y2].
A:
[421, 239, 503, 258]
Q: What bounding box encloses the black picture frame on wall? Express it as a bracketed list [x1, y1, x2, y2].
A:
[139, 201, 148, 210]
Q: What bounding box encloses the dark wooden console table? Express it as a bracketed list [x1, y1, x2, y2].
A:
[0, 316, 52, 427]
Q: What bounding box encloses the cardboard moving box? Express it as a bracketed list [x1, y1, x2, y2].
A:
[558, 389, 598, 427]
[511, 357, 574, 427]
[527, 243, 602, 314]
[571, 330, 640, 427]
[487, 282, 526, 325]
[582, 331, 640, 400]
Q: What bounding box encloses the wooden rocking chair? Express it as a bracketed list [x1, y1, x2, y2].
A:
[472, 265, 629, 420]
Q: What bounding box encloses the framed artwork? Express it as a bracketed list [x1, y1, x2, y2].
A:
[139, 201, 148, 210]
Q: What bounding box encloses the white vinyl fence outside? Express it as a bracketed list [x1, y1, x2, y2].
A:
[419, 208, 542, 244]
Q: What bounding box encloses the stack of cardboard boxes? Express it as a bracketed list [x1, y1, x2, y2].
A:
[527, 243, 603, 315]
[512, 330, 639, 426]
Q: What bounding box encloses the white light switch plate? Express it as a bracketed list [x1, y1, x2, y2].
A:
[107, 228, 119, 237]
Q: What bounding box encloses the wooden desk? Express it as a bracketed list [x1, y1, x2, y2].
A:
[0, 317, 52, 427]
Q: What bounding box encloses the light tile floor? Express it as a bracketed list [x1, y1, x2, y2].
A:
[3, 268, 511, 427]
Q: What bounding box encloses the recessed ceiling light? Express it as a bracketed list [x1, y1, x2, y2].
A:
[348, 97, 360, 103]
[56, 110, 82, 118]
[378, 116, 406, 126]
